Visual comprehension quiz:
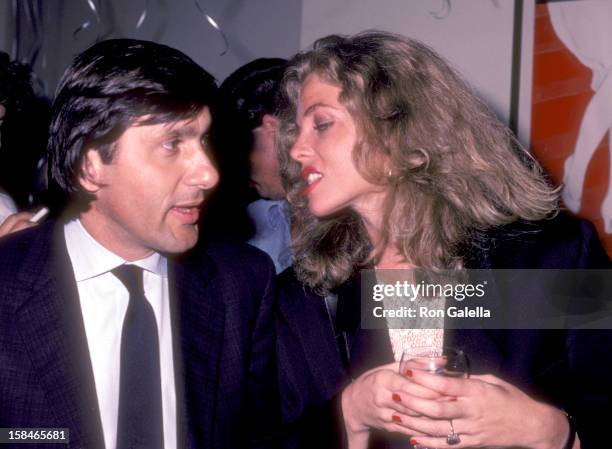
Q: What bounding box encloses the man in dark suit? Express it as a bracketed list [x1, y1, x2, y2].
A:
[0, 39, 278, 449]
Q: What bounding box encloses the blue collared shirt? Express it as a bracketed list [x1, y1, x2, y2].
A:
[246, 199, 292, 273]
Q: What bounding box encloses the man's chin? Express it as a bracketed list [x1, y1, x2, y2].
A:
[158, 226, 199, 254]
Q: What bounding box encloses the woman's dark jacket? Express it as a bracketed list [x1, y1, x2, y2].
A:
[276, 215, 612, 449]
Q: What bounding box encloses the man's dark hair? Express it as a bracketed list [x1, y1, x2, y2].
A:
[219, 57, 287, 132]
[48, 38, 217, 196]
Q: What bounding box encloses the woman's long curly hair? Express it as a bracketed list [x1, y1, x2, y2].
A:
[278, 31, 558, 294]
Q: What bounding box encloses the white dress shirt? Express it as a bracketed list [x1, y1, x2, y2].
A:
[64, 219, 176, 449]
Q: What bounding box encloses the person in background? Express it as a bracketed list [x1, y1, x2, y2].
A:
[0, 87, 17, 222]
[206, 58, 291, 273]
[276, 31, 611, 449]
[0, 51, 50, 210]
[0, 51, 50, 232]
[0, 127, 17, 224]
[0, 39, 278, 449]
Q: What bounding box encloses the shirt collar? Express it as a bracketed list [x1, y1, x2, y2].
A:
[64, 219, 167, 282]
[247, 199, 289, 229]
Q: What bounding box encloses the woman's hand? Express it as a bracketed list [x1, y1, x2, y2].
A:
[340, 362, 442, 449]
[393, 371, 575, 449]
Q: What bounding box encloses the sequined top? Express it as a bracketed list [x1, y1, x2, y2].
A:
[377, 270, 445, 361]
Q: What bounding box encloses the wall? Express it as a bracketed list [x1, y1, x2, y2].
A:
[0, 1, 11, 55]
[301, 0, 516, 125]
[3, 0, 302, 94]
[3, 1, 525, 129]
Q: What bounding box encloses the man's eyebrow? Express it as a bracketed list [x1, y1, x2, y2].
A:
[162, 124, 206, 139]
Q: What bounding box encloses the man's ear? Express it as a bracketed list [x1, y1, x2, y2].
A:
[78, 148, 105, 193]
[261, 114, 279, 133]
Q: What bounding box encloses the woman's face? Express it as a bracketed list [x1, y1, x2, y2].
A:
[289, 73, 387, 219]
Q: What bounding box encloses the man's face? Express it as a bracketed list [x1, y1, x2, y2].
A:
[249, 114, 285, 200]
[80, 107, 219, 260]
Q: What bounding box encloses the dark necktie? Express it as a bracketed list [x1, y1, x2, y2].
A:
[112, 265, 164, 449]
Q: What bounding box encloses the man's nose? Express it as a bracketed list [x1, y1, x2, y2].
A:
[184, 150, 219, 190]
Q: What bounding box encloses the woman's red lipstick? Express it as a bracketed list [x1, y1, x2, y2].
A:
[301, 166, 323, 196]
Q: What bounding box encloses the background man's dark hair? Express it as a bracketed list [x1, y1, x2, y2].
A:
[0, 52, 37, 111]
[203, 58, 287, 241]
[219, 57, 287, 132]
[0, 51, 50, 209]
[48, 38, 217, 201]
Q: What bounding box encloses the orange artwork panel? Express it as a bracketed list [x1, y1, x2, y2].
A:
[530, 2, 612, 256]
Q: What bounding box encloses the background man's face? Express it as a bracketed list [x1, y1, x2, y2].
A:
[249, 114, 285, 200]
[82, 107, 219, 259]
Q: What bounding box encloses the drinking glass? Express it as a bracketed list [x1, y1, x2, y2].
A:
[399, 346, 468, 378]
[399, 346, 468, 449]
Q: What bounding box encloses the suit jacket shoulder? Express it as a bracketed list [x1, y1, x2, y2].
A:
[174, 239, 280, 449]
[0, 220, 56, 296]
[465, 213, 610, 269]
[179, 240, 276, 323]
[0, 221, 105, 449]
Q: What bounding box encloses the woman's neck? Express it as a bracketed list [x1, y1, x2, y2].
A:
[353, 192, 414, 270]
[375, 244, 415, 270]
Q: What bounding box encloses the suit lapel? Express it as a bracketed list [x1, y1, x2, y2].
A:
[277, 276, 347, 398]
[335, 275, 395, 378]
[170, 249, 224, 449]
[445, 238, 504, 375]
[15, 222, 104, 449]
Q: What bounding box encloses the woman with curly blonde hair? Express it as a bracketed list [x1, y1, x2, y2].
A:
[279, 32, 556, 292]
[276, 31, 610, 449]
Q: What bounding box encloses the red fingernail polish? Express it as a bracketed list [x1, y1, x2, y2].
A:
[410, 438, 419, 445]
[392, 414, 402, 423]
[392, 393, 401, 402]
[404, 369, 413, 377]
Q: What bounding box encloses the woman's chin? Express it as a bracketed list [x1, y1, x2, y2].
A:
[309, 207, 332, 218]
[308, 203, 335, 218]
[308, 202, 350, 219]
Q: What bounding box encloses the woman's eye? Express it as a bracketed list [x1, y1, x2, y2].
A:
[162, 139, 180, 151]
[314, 121, 332, 132]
